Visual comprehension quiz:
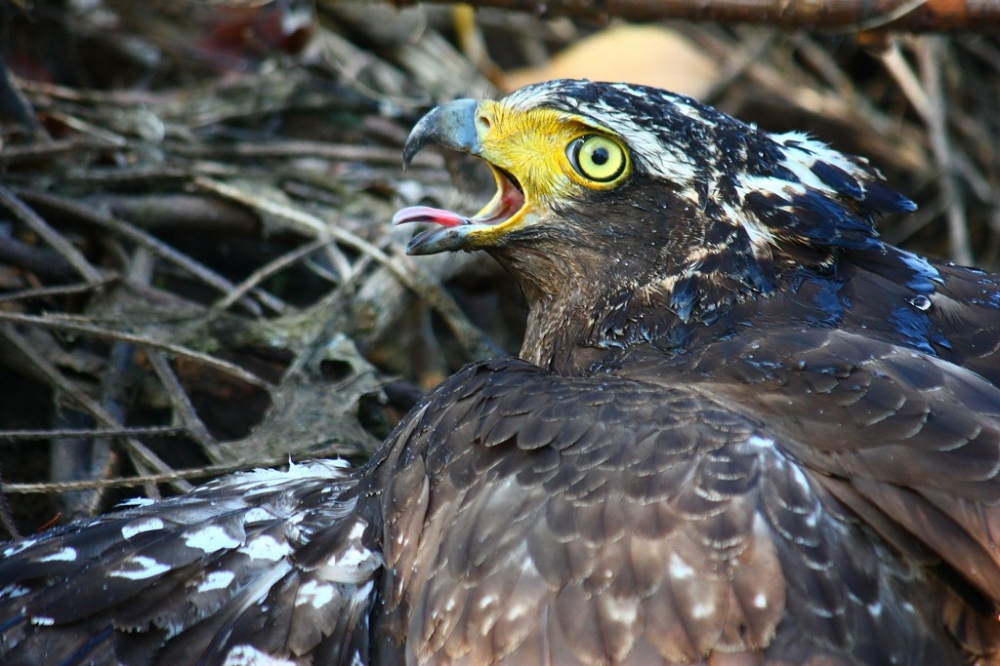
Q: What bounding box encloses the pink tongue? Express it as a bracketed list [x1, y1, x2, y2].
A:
[392, 205, 470, 228]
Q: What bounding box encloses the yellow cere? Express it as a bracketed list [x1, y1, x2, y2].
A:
[475, 102, 631, 201]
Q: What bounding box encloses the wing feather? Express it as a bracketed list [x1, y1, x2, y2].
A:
[0, 461, 377, 665]
[373, 357, 971, 665]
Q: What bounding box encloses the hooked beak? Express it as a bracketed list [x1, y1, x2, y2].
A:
[393, 99, 527, 255]
[401, 98, 482, 168]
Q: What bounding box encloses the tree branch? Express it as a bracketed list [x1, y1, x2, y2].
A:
[396, 0, 999, 33]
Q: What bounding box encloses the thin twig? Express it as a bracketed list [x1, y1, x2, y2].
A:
[0, 139, 119, 164]
[0, 426, 190, 441]
[918, 39, 971, 265]
[882, 39, 971, 264]
[325, 223, 502, 361]
[0, 276, 118, 304]
[0, 184, 104, 284]
[399, 0, 997, 32]
[0, 456, 306, 494]
[0, 461, 20, 539]
[881, 43, 933, 122]
[146, 350, 223, 463]
[192, 176, 497, 358]
[16, 190, 286, 316]
[0, 311, 274, 391]
[192, 176, 354, 281]
[212, 236, 335, 312]
[0, 324, 194, 494]
[701, 32, 776, 104]
[174, 140, 442, 168]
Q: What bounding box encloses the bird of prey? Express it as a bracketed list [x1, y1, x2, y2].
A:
[3, 79, 1000, 665]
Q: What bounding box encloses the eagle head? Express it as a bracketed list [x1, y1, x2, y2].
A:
[394, 80, 917, 368]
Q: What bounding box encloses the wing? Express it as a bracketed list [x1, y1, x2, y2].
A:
[0, 461, 380, 666]
[928, 261, 1000, 385]
[836, 248, 1000, 386]
[365, 357, 981, 666]
[632, 326, 1000, 655]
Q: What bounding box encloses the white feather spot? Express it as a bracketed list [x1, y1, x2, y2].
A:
[227, 460, 351, 495]
[122, 517, 165, 540]
[198, 570, 236, 593]
[243, 508, 274, 523]
[347, 520, 366, 540]
[747, 435, 776, 450]
[506, 603, 531, 621]
[223, 645, 295, 666]
[296, 580, 335, 609]
[603, 596, 638, 624]
[0, 583, 30, 599]
[2, 538, 37, 558]
[37, 547, 77, 562]
[669, 552, 694, 580]
[116, 497, 156, 508]
[321, 542, 381, 584]
[868, 601, 883, 617]
[753, 593, 768, 609]
[184, 525, 242, 553]
[691, 602, 716, 619]
[789, 464, 812, 494]
[109, 555, 171, 580]
[31, 616, 55, 626]
[241, 535, 292, 561]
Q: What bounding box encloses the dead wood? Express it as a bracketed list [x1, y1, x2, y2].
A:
[395, 0, 1000, 32]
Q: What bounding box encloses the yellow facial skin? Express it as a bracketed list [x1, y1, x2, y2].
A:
[468, 102, 631, 246]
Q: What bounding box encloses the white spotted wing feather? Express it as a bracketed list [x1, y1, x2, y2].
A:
[0, 460, 379, 666]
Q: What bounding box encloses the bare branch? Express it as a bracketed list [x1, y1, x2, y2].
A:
[396, 0, 1000, 32]
[1, 456, 299, 494]
[0, 312, 275, 391]
[0, 324, 194, 495]
[0, 185, 104, 284]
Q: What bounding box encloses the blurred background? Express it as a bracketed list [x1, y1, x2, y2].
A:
[0, 0, 997, 536]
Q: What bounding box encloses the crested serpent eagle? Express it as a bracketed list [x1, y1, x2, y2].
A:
[3, 79, 1000, 665]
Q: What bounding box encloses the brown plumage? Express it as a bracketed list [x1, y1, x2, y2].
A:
[3, 79, 1000, 665]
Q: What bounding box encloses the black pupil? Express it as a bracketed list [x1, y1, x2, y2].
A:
[591, 146, 609, 165]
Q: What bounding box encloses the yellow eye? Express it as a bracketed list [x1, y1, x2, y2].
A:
[567, 135, 627, 183]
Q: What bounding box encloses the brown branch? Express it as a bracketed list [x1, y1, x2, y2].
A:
[0, 185, 104, 284]
[0, 277, 119, 304]
[145, 351, 224, 464]
[193, 176, 501, 360]
[0, 139, 121, 164]
[0, 324, 195, 495]
[212, 237, 334, 312]
[0, 456, 298, 494]
[17, 190, 286, 316]
[0, 461, 20, 539]
[398, 0, 1000, 32]
[0, 426, 190, 441]
[0, 312, 275, 391]
[173, 140, 443, 169]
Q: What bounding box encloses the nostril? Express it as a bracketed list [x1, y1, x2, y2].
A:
[477, 114, 492, 132]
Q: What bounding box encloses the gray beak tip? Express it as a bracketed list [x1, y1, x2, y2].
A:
[402, 99, 482, 169]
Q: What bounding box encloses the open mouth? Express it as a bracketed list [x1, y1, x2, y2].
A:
[392, 164, 527, 255]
